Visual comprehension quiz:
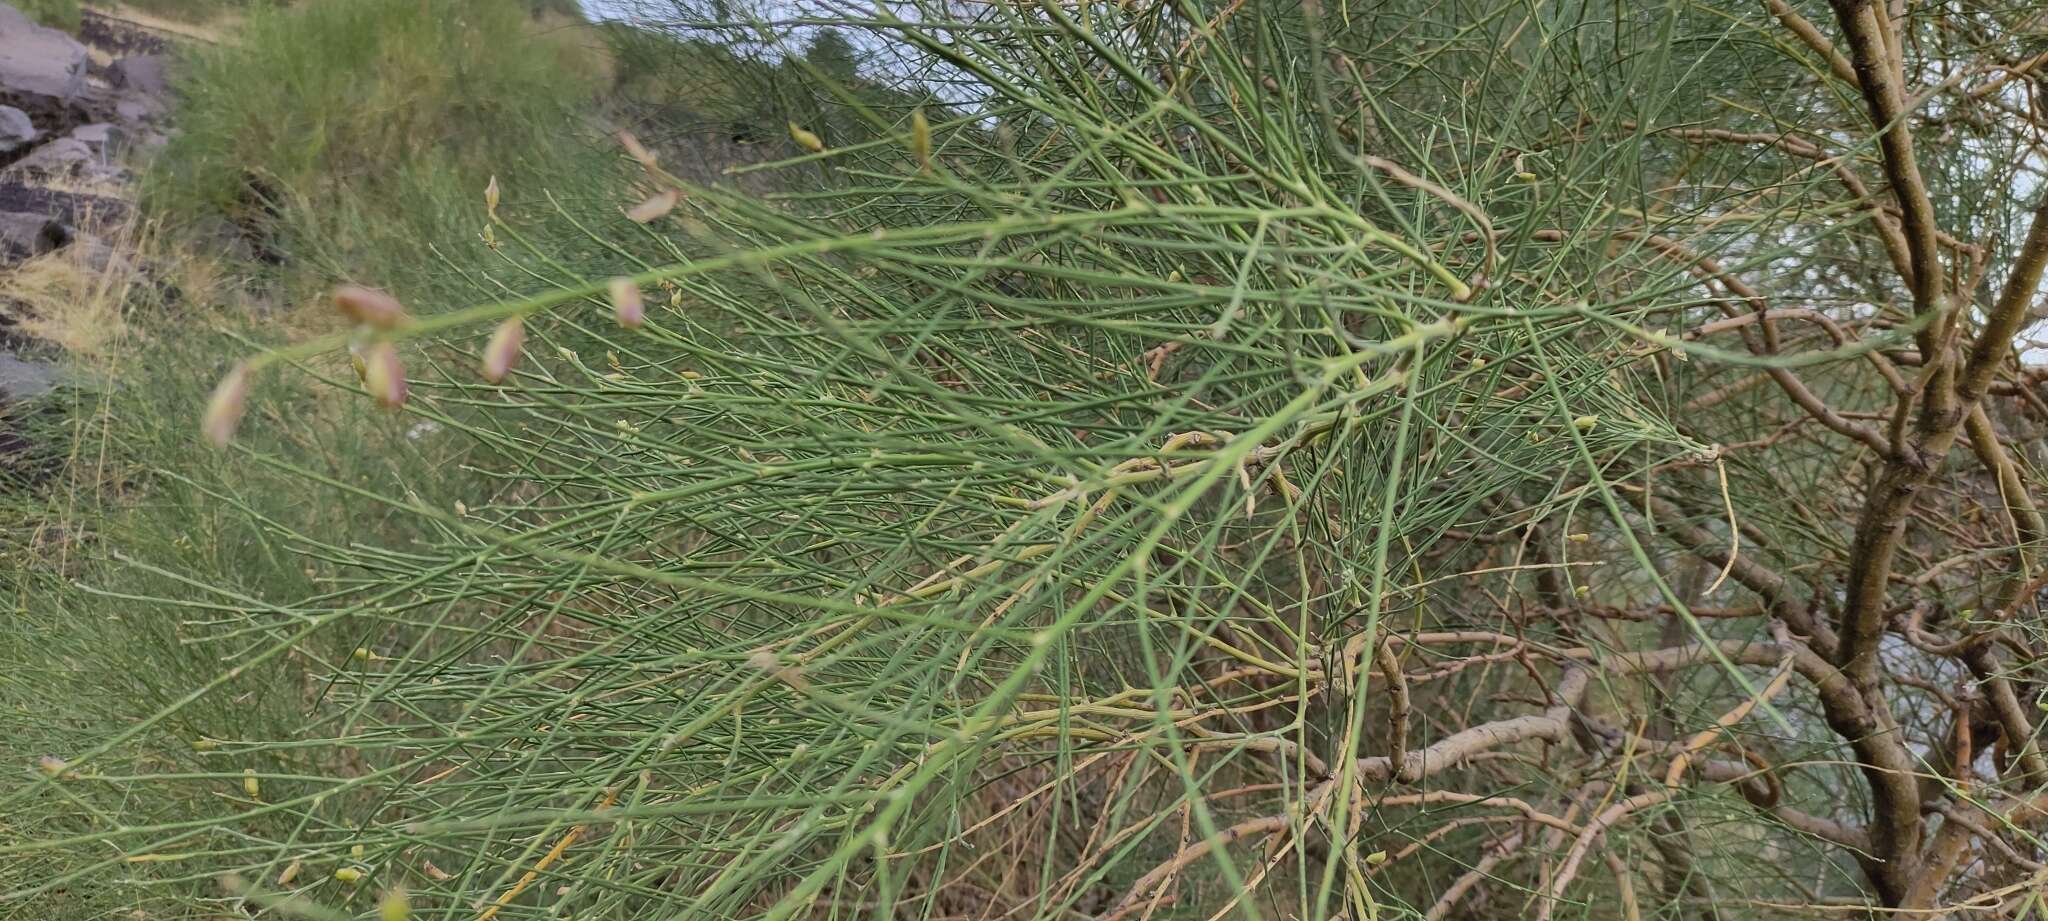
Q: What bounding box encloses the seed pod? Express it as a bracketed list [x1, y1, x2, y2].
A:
[788, 121, 825, 154]
[191, 737, 219, 752]
[608, 278, 644, 329]
[484, 175, 500, 221]
[480, 318, 524, 383]
[350, 844, 365, 859]
[364, 341, 408, 410]
[242, 768, 261, 799]
[1365, 850, 1388, 865]
[37, 755, 69, 777]
[333, 285, 406, 330]
[277, 858, 302, 885]
[909, 108, 931, 171]
[334, 867, 364, 884]
[202, 362, 250, 449]
[1572, 414, 1599, 431]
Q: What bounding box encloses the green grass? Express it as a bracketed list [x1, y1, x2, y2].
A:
[146, 0, 611, 302]
[15, 0, 80, 31]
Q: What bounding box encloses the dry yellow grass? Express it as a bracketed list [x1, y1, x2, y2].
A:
[4, 243, 134, 359]
[81, 2, 237, 45]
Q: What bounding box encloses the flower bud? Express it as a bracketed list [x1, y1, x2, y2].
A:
[202, 362, 250, 449]
[617, 130, 658, 170]
[608, 278, 644, 330]
[242, 768, 261, 799]
[625, 188, 679, 223]
[333, 285, 406, 329]
[484, 175, 500, 221]
[379, 889, 411, 921]
[909, 108, 931, 171]
[481, 318, 524, 383]
[788, 122, 825, 153]
[364, 341, 407, 410]
[334, 867, 364, 884]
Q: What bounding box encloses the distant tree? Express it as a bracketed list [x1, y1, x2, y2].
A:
[802, 27, 858, 82]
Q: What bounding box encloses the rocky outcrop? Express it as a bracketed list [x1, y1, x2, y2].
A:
[0, 1, 179, 458]
[109, 53, 166, 94]
[0, 4, 86, 108]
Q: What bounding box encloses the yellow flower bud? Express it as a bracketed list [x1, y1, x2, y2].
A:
[242, 768, 261, 799]
[379, 889, 411, 921]
[788, 122, 825, 153]
[909, 108, 931, 171]
[334, 867, 364, 884]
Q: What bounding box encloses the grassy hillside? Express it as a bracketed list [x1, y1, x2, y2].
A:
[0, 1, 633, 915]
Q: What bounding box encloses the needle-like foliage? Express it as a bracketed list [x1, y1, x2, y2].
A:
[7, 0, 2047, 918]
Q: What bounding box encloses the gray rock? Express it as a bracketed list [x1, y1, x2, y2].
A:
[0, 208, 63, 255]
[12, 136, 90, 173]
[0, 4, 87, 105]
[0, 352, 58, 401]
[68, 121, 115, 146]
[114, 93, 162, 123]
[108, 54, 167, 95]
[0, 104, 31, 152]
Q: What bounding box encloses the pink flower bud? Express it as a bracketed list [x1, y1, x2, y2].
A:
[202, 362, 250, 448]
[625, 188, 679, 224]
[333, 285, 406, 329]
[617, 130, 659, 170]
[481, 318, 524, 383]
[364, 341, 407, 410]
[608, 278, 644, 329]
